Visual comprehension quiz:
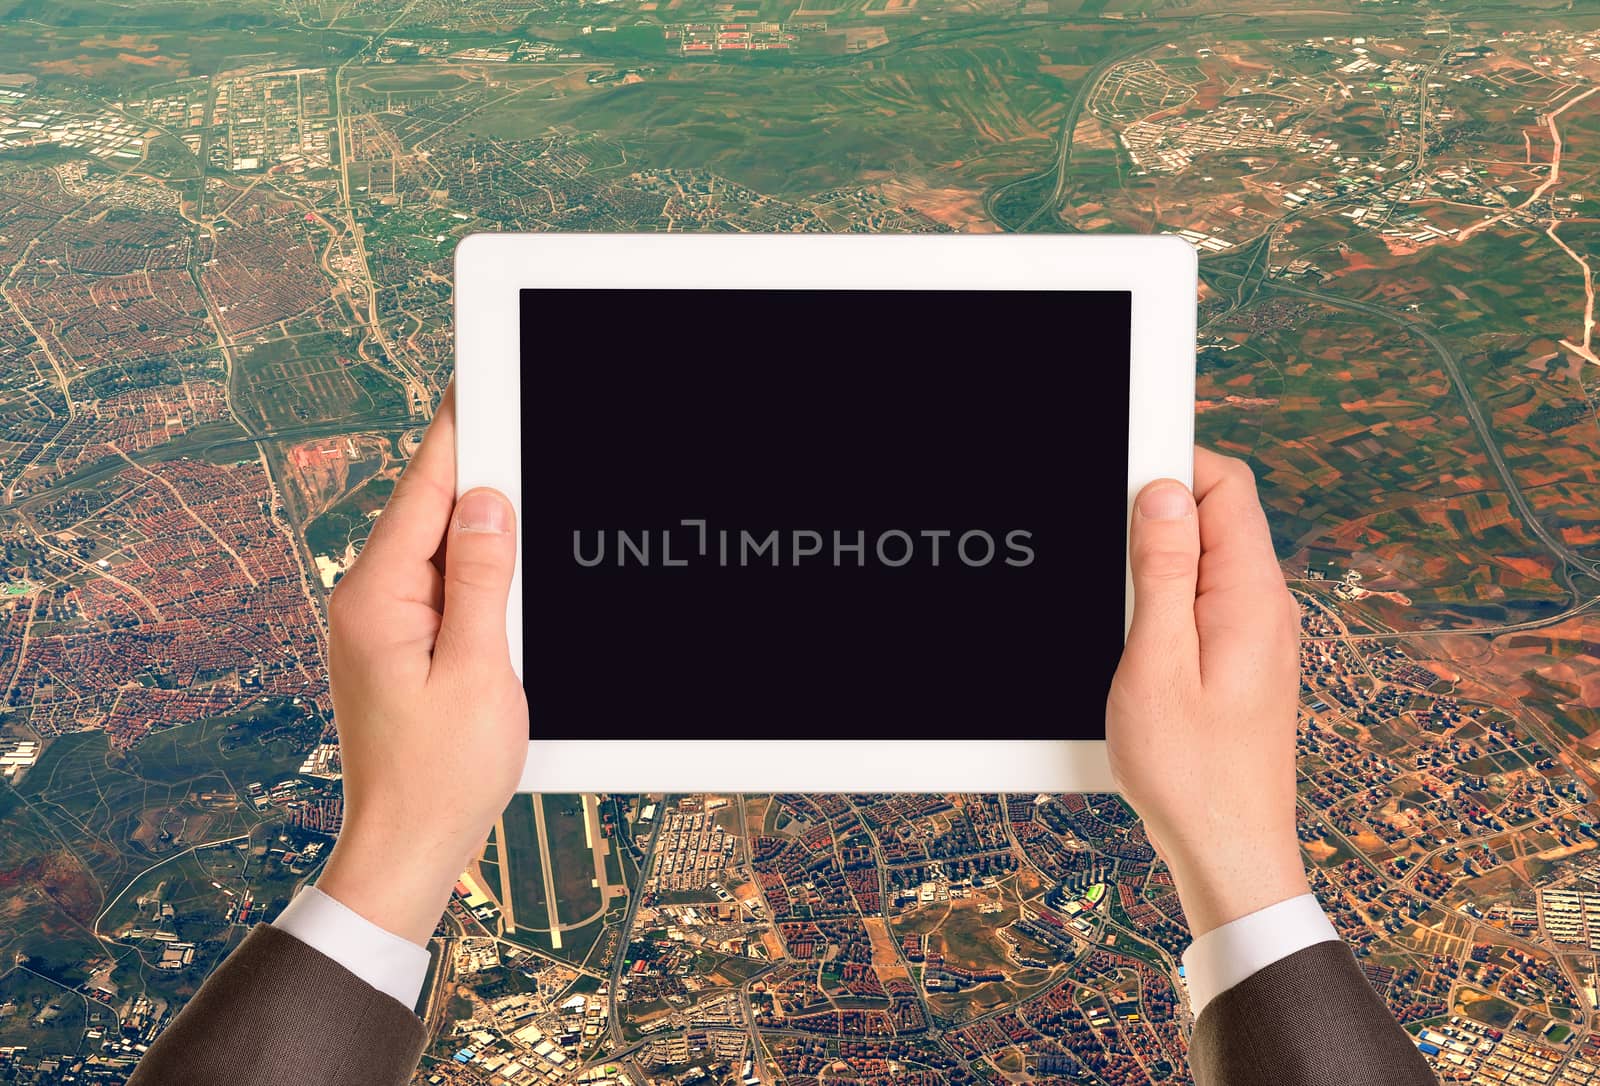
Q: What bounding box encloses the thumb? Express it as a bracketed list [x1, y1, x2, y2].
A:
[435, 487, 517, 675]
[1123, 479, 1201, 673]
[1142, 821, 1172, 869]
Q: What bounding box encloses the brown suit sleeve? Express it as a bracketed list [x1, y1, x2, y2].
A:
[1189, 941, 1438, 1086]
[127, 924, 428, 1086]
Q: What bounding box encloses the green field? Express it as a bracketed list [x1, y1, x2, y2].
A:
[304, 475, 393, 566]
[0, 704, 312, 993]
[1463, 994, 1519, 1028]
[542, 794, 603, 925]
[497, 795, 550, 933]
[0, 967, 100, 1055]
[231, 331, 407, 434]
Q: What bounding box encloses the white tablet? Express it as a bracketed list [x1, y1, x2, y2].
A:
[454, 233, 1195, 794]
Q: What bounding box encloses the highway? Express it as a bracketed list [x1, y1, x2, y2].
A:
[983, 38, 1154, 232]
[1266, 279, 1600, 600]
[735, 795, 782, 1082]
[1297, 592, 1600, 646]
[1178, 22, 1598, 607]
[603, 795, 668, 1083]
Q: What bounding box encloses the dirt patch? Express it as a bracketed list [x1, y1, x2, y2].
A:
[80, 35, 157, 51]
[1533, 840, 1594, 863]
[864, 916, 911, 986]
[876, 177, 998, 233]
[1303, 839, 1339, 863]
[0, 850, 100, 925]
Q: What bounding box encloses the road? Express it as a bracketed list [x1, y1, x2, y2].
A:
[735, 795, 781, 1082]
[1296, 592, 1600, 647]
[842, 798, 944, 1038]
[1266, 280, 1600, 600]
[422, 914, 460, 1035]
[1457, 84, 1600, 246]
[330, 2, 440, 409]
[92, 832, 253, 939]
[1, 239, 77, 421]
[109, 445, 259, 588]
[984, 38, 1154, 232]
[604, 795, 669, 1085]
[530, 795, 565, 950]
[1184, 25, 1600, 613]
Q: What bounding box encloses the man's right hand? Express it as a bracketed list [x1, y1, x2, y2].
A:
[317, 385, 529, 947]
[1106, 448, 1308, 939]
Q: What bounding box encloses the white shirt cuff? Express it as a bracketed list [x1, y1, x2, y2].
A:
[272, 885, 431, 1011]
[1181, 892, 1340, 1017]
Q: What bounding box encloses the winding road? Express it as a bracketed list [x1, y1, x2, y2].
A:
[1267, 280, 1600, 600]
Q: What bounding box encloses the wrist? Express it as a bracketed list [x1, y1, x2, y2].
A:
[1168, 847, 1311, 938]
[318, 824, 463, 946]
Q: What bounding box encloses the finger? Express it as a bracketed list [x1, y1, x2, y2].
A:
[433, 487, 517, 677]
[357, 384, 458, 574]
[1192, 449, 1297, 682]
[1193, 448, 1281, 593]
[1123, 478, 1201, 675]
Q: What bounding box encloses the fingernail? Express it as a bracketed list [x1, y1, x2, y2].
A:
[1138, 481, 1194, 521]
[456, 490, 511, 533]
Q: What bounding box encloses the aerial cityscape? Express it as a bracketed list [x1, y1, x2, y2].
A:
[3, 0, 1600, 1082]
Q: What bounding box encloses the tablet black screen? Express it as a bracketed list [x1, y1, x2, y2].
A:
[520, 289, 1131, 741]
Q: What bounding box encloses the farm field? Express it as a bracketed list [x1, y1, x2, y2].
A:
[5, 2, 1600, 1083]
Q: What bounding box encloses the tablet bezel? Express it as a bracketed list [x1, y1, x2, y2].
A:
[453, 232, 1196, 793]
